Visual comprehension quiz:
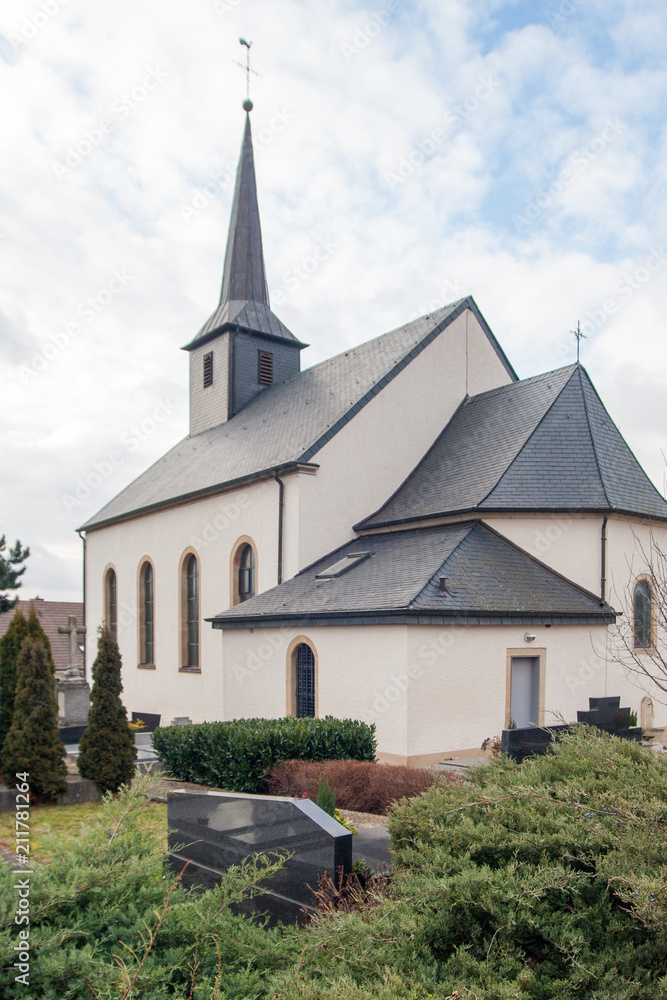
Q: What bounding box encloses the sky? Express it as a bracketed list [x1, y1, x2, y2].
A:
[2, 0, 667, 603]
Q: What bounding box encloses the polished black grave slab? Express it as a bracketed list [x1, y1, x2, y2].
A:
[167, 790, 353, 922]
[502, 696, 643, 762]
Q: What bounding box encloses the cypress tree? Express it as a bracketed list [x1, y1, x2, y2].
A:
[0, 605, 56, 758]
[1, 634, 67, 801]
[78, 627, 136, 793]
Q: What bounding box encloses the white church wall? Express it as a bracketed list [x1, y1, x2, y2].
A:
[482, 513, 602, 596]
[84, 475, 280, 724]
[405, 621, 648, 761]
[295, 309, 513, 570]
[221, 624, 410, 760]
[605, 517, 667, 612]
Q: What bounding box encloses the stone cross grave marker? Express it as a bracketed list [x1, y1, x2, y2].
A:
[56, 614, 90, 730]
[57, 614, 86, 679]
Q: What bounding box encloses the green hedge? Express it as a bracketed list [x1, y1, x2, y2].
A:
[151, 716, 377, 792]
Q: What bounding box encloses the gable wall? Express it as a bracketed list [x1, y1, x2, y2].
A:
[291, 310, 513, 575]
[482, 513, 602, 596]
[84, 475, 280, 724]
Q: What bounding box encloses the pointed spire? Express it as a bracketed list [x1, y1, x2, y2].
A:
[219, 113, 269, 307]
[184, 110, 306, 349]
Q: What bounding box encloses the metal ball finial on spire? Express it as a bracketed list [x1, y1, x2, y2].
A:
[235, 37, 259, 112]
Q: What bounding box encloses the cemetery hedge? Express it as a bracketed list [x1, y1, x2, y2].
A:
[151, 715, 377, 792]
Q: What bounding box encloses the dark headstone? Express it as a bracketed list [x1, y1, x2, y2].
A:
[167, 790, 352, 923]
[59, 724, 87, 743]
[131, 712, 161, 732]
[502, 696, 643, 762]
[501, 723, 571, 763]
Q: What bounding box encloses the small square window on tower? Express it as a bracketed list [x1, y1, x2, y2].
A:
[258, 350, 274, 385]
[203, 352, 213, 388]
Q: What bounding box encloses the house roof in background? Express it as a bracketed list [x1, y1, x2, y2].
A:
[0, 599, 84, 672]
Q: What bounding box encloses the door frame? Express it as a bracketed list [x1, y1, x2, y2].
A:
[505, 648, 546, 730]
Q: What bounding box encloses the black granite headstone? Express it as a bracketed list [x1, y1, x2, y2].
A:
[167, 790, 353, 922]
[131, 712, 161, 732]
[502, 696, 643, 762]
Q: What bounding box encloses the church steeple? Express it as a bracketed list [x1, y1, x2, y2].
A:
[183, 104, 307, 436]
[219, 113, 269, 307]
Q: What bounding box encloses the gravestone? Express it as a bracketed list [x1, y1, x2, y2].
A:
[167, 789, 352, 922]
[502, 696, 643, 762]
[131, 711, 161, 732]
[55, 615, 90, 733]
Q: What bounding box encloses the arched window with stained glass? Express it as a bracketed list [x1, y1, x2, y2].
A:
[634, 579, 652, 649]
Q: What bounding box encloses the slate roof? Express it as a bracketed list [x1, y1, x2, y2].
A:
[0, 599, 84, 672]
[210, 522, 614, 627]
[183, 114, 300, 349]
[359, 364, 667, 528]
[82, 296, 514, 530]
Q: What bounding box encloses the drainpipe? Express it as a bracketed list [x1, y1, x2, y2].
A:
[274, 471, 284, 585]
[76, 529, 86, 679]
[600, 514, 608, 603]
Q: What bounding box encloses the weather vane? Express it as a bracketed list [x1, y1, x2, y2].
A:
[571, 320, 586, 362]
[235, 37, 259, 112]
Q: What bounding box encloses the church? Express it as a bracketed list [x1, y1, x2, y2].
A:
[80, 105, 667, 765]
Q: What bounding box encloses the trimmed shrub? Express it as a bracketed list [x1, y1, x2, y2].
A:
[263, 758, 445, 813]
[151, 716, 376, 793]
[1, 635, 67, 802]
[78, 627, 136, 793]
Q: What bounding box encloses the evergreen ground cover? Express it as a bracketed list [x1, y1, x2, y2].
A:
[1, 729, 666, 999]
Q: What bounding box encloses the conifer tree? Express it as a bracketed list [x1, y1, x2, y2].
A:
[78, 627, 136, 793]
[0, 605, 56, 757]
[0, 535, 30, 613]
[1, 635, 67, 802]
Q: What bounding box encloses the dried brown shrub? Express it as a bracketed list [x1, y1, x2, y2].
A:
[261, 758, 456, 814]
[306, 865, 394, 920]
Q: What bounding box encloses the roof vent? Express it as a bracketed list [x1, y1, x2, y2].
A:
[316, 552, 371, 579]
[439, 577, 448, 594]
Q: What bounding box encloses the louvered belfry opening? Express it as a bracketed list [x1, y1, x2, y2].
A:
[294, 643, 315, 718]
[203, 352, 213, 388]
[258, 350, 273, 385]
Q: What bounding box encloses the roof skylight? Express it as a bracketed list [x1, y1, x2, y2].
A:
[315, 552, 371, 579]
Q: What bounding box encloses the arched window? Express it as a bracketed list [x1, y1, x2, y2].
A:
[230, 538, 258, 606]
[634, 579, 652, 649]
[184, 554, 199, 668]
[105, 568, 117, 637]
[139, 561, 155, 665]
[294, 643, 315, 718]
[238, 544, 255, 603]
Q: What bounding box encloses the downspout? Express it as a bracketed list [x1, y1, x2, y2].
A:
[600, 514, 608, 603]
[76, 529, 86, 680]
[273, 471, 284, 585]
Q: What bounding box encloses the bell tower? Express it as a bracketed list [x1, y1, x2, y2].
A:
[183, 103, 306, 436]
